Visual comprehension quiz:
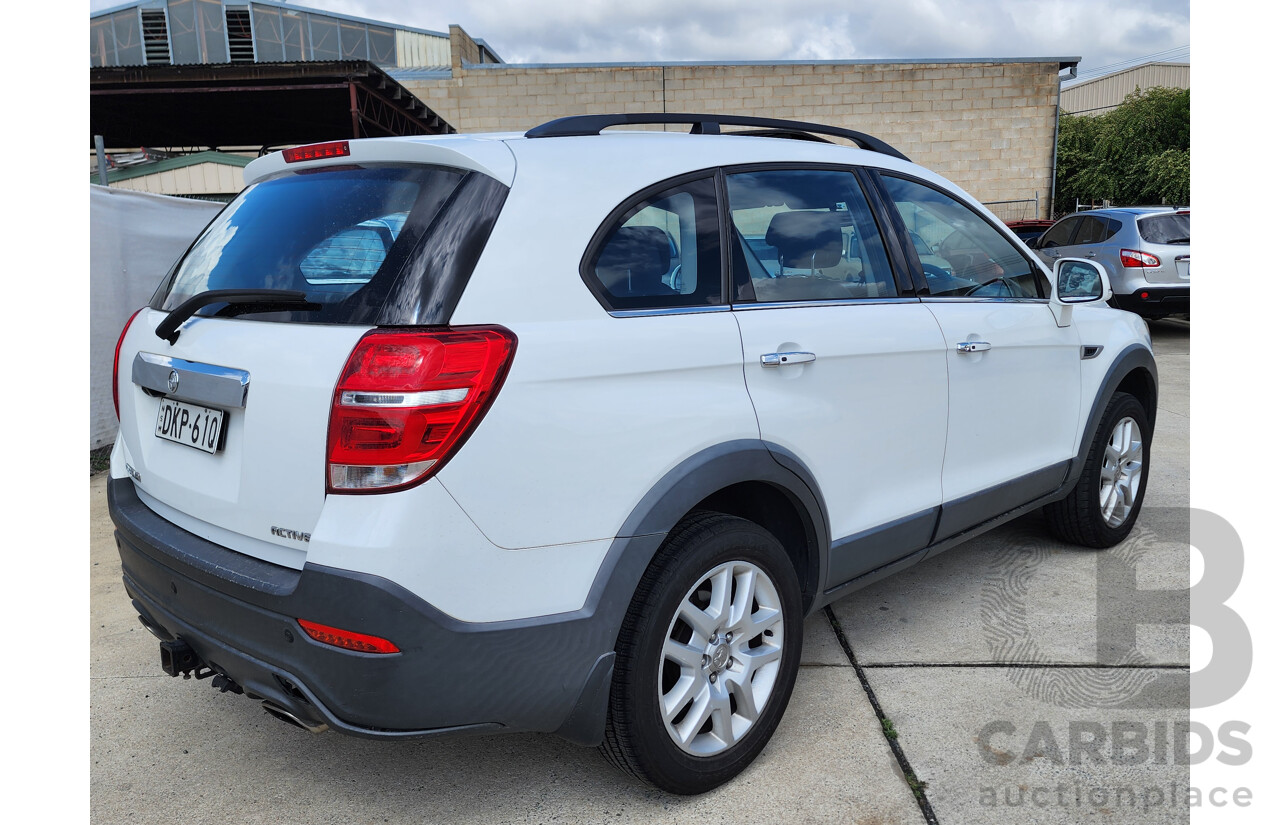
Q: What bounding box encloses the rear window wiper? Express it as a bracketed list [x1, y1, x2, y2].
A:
[1162, 236, 1191, 244]
[155, 289, 320, 344]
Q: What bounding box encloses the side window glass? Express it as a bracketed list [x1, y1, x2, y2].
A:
[880, 175, 1044, 299]
[586, 177, 721, 310]
[1073, 216, 1109, 246]
[1038, 217, 1078, 249]
[725, 169, 896, 303]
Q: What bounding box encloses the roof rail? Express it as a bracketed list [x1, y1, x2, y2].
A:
[524, 113, 910, 162]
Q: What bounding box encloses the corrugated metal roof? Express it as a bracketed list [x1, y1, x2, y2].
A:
[90, 0, 449, 39]
[1060, 61, 1189, 115]
[388, 66, 453, 79]
[1062, 61, 1190, 91]
[96, 150, 252, 183]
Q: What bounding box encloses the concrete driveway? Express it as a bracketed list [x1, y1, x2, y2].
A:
[90, 320, 1189, 824]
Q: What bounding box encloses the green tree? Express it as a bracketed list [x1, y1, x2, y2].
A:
[1054, 86, 1190, 214]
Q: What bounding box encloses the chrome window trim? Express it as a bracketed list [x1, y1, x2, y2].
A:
[919, 296, 1050, 305]
[733, 297, 921, 311]
[132, 352, 251, 409]
[607, 305, 732, 318]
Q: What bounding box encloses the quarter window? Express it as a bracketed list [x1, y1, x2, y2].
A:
[879, 175, 1045, 299]
[1073, 215, 1120, 245]
[725, 169, 897, 303]
[585, 177, 721, 310]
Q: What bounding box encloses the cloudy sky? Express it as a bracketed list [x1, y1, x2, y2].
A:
[89, 0, 1189, 78]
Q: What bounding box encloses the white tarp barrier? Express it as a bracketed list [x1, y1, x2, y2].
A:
[90, 185, 222, 449]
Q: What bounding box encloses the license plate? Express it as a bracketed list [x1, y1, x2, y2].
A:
[1176, 259, 1190, 280]
[155, 398, 225, 454]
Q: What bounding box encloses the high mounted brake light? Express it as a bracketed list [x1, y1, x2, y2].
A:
[327, 326, 518, 493]
[282, 141, 351, 163]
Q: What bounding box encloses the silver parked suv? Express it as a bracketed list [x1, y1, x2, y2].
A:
[1031, 207, 1190, 319]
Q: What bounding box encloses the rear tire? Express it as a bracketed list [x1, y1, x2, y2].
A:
[1045, 392, 1150, 548]
[600, 512, 803, 794]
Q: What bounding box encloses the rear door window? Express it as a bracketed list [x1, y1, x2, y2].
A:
[725, 168, 897, 302]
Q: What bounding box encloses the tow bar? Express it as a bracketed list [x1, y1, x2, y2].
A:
[158, 639, 243, 694]
[160, 639, 211, 680]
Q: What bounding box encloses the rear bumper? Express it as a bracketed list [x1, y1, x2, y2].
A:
[108, 477, 619, 743]
[1113, 286, 1190, 317]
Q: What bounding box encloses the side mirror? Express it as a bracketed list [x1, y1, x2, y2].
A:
[1049, 258, 1112, 327]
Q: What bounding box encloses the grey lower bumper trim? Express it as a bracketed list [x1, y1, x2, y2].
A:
[109, 477, 620, 742]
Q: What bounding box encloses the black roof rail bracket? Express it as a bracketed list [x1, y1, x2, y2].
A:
[524, 113, 908, 162]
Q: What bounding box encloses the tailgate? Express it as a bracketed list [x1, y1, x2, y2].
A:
[117, 310, 367, 568]
[1136, 213, 1190, 285]
[1142, 246, 1190, 285]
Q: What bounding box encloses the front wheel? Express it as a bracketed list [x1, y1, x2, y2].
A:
[600, 512, 803, 794]
[1044, 392, 1151, 547]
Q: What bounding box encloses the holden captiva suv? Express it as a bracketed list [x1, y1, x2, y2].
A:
[109, 113, 1157, 794]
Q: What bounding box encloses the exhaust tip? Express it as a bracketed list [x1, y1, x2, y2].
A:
[261, 700, 329, 734]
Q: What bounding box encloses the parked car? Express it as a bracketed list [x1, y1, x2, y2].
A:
[1030, 207, 1189, 319]
[1004, 218, 1055, 245]
[108, 113, 1157, 795]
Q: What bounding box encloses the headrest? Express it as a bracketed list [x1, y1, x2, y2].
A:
[765, 211, 843, 269]
[595, 226, 670, 279]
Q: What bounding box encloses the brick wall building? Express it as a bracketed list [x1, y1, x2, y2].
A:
[397, 27, 1076, 219]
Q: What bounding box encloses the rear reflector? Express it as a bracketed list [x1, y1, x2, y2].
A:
[282, 141, 351, 163]
[113, 308, 144, 420]
[1120, 248, 1160, 268]
[327, 326, 518, 493]
[297, 619, 400, 654]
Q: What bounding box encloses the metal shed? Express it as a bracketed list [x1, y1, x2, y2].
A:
[1060, 61, 1190, 115]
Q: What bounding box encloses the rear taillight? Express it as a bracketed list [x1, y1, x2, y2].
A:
[327, 326, 517, 494]
[1120, 249, 1160, 268]
[113, 308, 144, 420]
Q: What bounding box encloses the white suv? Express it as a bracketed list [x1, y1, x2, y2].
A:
[108, 114, 1157, 795]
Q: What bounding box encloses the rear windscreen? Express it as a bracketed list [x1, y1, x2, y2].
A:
[152, 164, 508, 326]
[1137, 213, 1190, 245]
